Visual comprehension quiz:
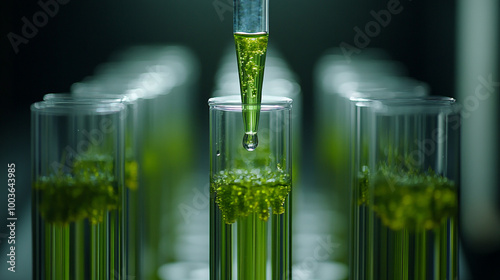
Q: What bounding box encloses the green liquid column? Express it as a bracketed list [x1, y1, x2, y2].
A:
[31, 100, 127, 280]
[71, 45, 200, 280]
[234, 0, 269, 151]
[209, 96, 292, 280]
[235, 32, 268, 151]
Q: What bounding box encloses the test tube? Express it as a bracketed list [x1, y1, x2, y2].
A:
[209, 95, 292, 280]
[350, 97, 460, 279]
[213, 44, 302, 195]
[318, 77, 429, 202]
[31, 100, 126, 279]
[73, 45, 200, 280]
[313, 74, 429, 277]
[44, 92, 142, 278]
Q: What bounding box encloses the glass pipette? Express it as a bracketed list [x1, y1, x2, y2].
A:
[234, 0, 269, 151]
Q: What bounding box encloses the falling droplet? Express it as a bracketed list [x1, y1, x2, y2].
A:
[242, 133, 258, 151]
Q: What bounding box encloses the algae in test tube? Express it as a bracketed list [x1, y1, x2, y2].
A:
[209, 96, 292, 280]
[32, 100, 126, 280]
[350, 97, 460, 280]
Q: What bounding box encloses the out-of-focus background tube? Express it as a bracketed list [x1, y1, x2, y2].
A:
[313, 50, 429, 278]
[351, 97, 460, 279]
[71, 45, 201, 280]
[42, 92, 141, 279]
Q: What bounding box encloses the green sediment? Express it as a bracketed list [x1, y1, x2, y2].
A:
[234, 32, 268, 146]
[211, 168, 291, 224]
[358, 164, 457, 231]
[34, 154, 118, 225]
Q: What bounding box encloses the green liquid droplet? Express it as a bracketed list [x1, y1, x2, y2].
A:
[234, 32, 268, 150]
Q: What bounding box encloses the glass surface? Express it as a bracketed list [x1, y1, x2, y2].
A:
[209, 95, 292, 280]
[315, 72, 429, 275]
[71, 45, 200, 280]
[233, 0, 268, 34]
[31, 100, 127, 279]
[49, 92, 141, 278]
[350, 97, 460, 280]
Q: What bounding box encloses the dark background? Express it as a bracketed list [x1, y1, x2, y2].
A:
[0, 0, 498, 279]
[0, 0, 457, 124]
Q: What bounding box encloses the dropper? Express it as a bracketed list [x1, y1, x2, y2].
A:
[234, 0, 269, 151]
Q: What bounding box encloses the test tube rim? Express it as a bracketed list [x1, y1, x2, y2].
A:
[338, 77, 429, 99]
[31, 100, 126, 115]
[208, 95, 292, 112]
[71, 82, 142, 102]
[351, 96, 459, 115]
[43, 92, 132, 104]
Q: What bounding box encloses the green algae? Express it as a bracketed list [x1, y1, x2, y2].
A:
[359, 163, 457, 231]
[34, 154, 118, 225]
[211, 168, 291, 224]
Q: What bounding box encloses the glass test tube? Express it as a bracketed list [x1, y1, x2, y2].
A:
[212, 45, 302, 199]
[350, 97, 460, 280]
[70, 45, 200, 280]
[31, 100, 126, 279]
[315, 76, 429, 277]
[314, 52, 409, 198]
[209, 95, 292, 280]
[45, 92, 142, 279]
[319, 77, 429, 203]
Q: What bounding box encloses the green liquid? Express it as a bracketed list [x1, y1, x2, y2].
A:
[35, 155, 118, 225]
[125, 158, 138, 191]
[234, 32, 269, 151]
[34, 154, 124, 279]
[141, 121, 193, 279]
[125, 158, 139, 278]
[352, 165, 458, 279]
[210, 169, 291, 279]
[36, 213, 121, 280]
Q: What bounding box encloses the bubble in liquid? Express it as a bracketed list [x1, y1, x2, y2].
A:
[242, 133, 258, 151]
